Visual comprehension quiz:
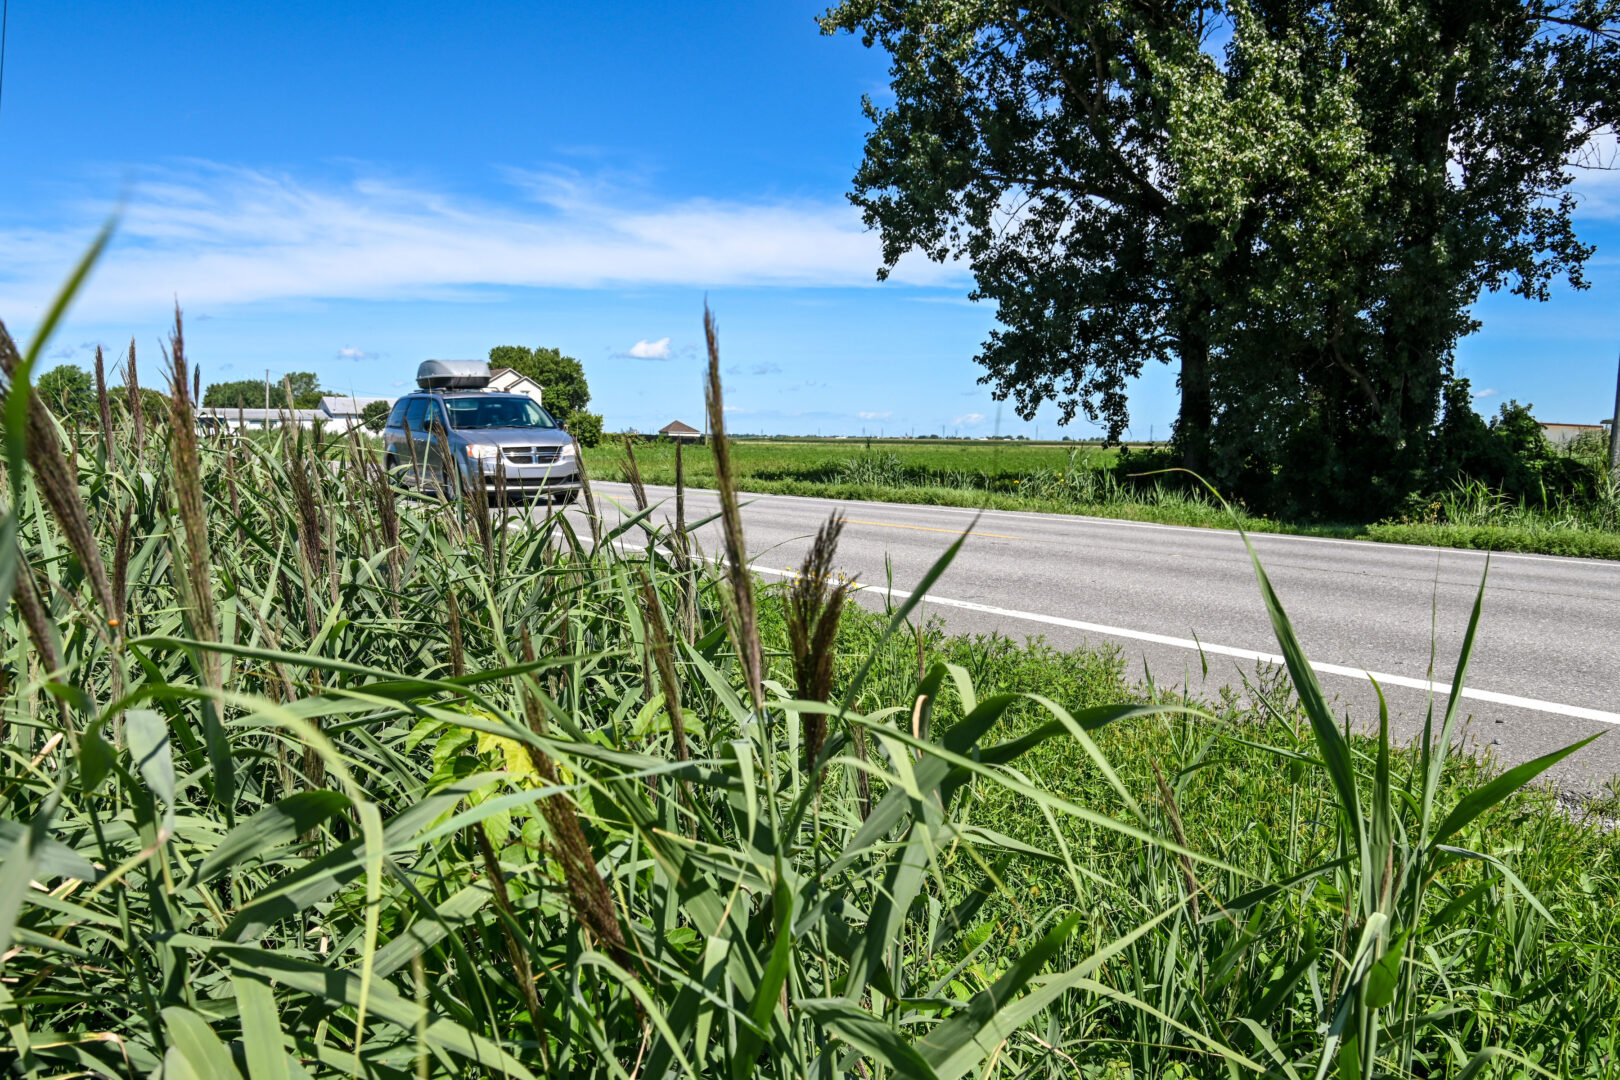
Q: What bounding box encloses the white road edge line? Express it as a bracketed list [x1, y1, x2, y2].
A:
[748, 566, 1620, 727]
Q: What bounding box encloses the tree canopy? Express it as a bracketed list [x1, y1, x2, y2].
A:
[37, 364, 96, 422]
[488, 345, 591, 421]
[822, 0, 1620, 517]
[360, 399, 392, 432]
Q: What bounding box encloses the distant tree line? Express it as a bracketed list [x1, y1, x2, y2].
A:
[822, 0, 1620, 519]
[36, 361, 167, 427]
[202, 372, 323, 410]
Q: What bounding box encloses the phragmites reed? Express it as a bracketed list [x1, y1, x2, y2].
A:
[492, 456, 510, 575]
[112, 502, 134, 633]
[283, 411, 326, 585]
[671, 436, 695, 641]
[572, 432, 599, 547]
[785, 512, 851, 772]
[163, 308, 217, 648]
[465, 457, 493, 566]
[518, 629, 633, 970]
[1152, 760, 1202, 926]
[703, 305, 762, 710]
[445, 585, 466, 679]
[622, 435, 648, 511]
[0, 318, 119, 631]
[674, 436, 686, 537]
[369, 443, 401, 591]
[401, 416, 424, 489]
[636, 568, 688, 764]
[224, 440, 244, 544]
[94, 345, 115, 469]
[431, 420, 460, 503]
[13, 564, 63, 681]
[125, 338, 145, 455]
[470, 822, 547, 1050]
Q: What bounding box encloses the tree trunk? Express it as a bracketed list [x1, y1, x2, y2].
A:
[1177, 338, 1212, 475]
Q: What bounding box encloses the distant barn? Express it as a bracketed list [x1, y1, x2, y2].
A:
[659, 420, 703, 443]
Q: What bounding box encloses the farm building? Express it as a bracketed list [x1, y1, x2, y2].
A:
[659, 420, 702, 442]
[196, 408, 325, 432]
[319, 395, 394, 425]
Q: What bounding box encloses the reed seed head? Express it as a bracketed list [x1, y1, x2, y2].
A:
[703, 304, 762, 710]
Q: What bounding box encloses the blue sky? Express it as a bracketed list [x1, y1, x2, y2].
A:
[1, 2, 1616, 437]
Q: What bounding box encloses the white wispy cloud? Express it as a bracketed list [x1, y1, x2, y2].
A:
[625, 337, 672, 360]
[0, 163, 967, 320]
[1473, 387, 1499, 399]
[953, 412, 986, 427]
[338, 346, 378, 360]
[857, 410, 891, 420]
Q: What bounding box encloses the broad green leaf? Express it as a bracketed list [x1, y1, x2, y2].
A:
[188, 790, 351, 888]
[162, 1007, 243, 1080]
[231, 966, 292, 1080]
[1430, 733, 1602, 849]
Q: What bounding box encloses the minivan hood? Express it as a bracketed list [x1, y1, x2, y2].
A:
[454, 427, 571, 448]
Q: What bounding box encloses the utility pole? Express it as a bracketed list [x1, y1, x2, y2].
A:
[1610, 344, 1620, 471]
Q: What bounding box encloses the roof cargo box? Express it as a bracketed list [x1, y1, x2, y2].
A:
[416, 359, 491, 390]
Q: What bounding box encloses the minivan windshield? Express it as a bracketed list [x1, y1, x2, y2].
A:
[444, 397, 558, 430]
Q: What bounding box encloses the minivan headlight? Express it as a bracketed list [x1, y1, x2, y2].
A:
[557, 441, 576, 458]
[463, 444, 500, 460]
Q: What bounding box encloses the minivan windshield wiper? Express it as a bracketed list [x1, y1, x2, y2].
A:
[444, 398, 558, 430]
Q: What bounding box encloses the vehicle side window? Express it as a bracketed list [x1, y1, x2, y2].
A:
[403, 397, 429, 431]
[386, 399, 409, 428]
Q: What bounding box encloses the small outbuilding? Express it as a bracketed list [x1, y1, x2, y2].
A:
[659, 420, 703, 443]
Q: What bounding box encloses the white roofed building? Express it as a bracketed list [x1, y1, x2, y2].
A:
[196, 408, 324, 432]
[319, 395, 394, 423]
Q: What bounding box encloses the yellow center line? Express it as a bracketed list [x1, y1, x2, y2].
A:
[843, 518, 1025, 541]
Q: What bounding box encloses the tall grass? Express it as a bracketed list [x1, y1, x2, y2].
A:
[0, 249, 1614, 1076]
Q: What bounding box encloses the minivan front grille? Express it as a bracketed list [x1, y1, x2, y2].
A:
[502, 446, 562, 466]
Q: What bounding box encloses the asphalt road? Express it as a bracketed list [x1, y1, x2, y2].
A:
[575, 481, 1620, 794]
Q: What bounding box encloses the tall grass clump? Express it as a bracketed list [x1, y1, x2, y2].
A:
[0, 245, 1614, 1077]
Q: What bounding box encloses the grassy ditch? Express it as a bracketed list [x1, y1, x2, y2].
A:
[1, 268, 1616, 1076]
[586, 440, 1620, 560]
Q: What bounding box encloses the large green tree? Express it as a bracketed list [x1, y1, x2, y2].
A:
[822, 0, 1620, 516]
[1208, 0, 1618, 516]
[488, 345, 592, 421]
[36, 364, 96, 422]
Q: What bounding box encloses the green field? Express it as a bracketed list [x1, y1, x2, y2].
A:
[584, 436, 1124, 484]
[583, 437, 1620, 559]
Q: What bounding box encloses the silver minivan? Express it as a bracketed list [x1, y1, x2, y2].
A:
[382, 360, 581, 503]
